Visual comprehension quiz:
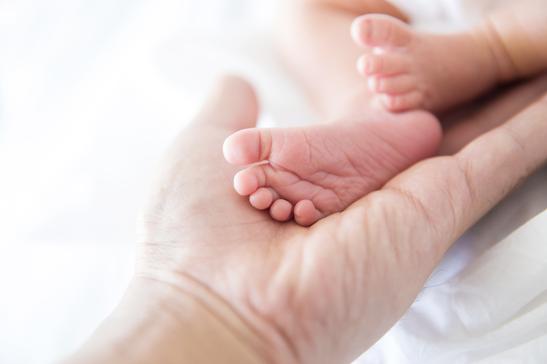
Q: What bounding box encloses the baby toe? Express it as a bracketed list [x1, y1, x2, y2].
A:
[270, 199, 293, 222]
[294, 200, 323, 226]
[368, 74, 417, 95]
[357, 53, 409, 76]
[381, 91, 424, 111]
[249, 187, 277, 210]
[223, 128, 272, 165]
[233, 166, 266, 196]
[351, 14, 412, 48]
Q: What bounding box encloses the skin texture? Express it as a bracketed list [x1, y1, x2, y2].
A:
[351, 14, 503, 112]
[240, 0, 546, 226]
[224, 0, 448, 226]
[488, 0, 547, 77]
[441, 74, 547, 154]
[275, 0, 411, 119]
[64, 0, 547, 361]
[66, 76, 547, 364]
[351, 3, 547, 113]
[223, 108, 441, 225]
[276, 0, 547, 119]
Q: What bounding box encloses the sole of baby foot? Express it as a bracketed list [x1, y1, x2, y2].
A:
[223, 109, 442, 226]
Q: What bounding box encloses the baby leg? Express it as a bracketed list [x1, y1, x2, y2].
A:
[351, 15, 503, 112]
[351, 1, 547, 113]
[486, 0, 547, 79]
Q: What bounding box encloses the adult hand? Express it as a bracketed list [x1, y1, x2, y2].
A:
[440, 73, 547, 154]
[68, 76, 547, 364]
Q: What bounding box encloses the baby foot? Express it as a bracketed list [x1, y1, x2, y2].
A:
[223, 110, 441, 226]
[351, 14, 501, 112]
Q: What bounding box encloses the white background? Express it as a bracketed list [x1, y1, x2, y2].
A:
[1, 1, 546, 363]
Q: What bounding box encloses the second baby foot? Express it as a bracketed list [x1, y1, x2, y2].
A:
[223, 110, 441, 226]
[351, 14, 503, 113]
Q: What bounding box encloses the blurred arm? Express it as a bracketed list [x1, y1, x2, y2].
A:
[275, 0, 408, 118]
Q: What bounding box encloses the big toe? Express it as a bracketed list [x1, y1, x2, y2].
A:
[223, 128, 272, 165]
[351, 14, 411, 48]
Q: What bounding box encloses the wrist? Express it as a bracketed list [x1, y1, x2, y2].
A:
[64, 275, 275, 364]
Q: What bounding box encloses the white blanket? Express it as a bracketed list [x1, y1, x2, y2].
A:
[0, 0, 545, 363]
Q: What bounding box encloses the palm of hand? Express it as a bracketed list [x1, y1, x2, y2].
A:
[135, 78, 446, 363]
[135, 77, 540, 363]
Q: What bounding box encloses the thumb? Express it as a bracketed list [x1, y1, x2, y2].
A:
[447, 92, 547, 234]
[340, 92, 547, 263]
[317, 93, 546, 361]
[192, 74, 260, 132]
[389, 92, 547, 248]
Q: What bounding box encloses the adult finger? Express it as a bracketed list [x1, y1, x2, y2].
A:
[140, 76, 259, 240]
[441, 73, 547, 154]
[318, 90, 546, 362]
[148, 76, 259, 200]
[450, 92, 547, 227]
[389, 92, 547, 247]
[190, 74, 259, 132]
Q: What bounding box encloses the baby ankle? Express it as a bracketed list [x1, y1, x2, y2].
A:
[477, 19, 519, 82]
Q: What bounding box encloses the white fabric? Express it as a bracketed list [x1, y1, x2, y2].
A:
[0, 1, 545, 363]
[356, 176, 547, 363]
[388, 0, 515, 30]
